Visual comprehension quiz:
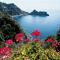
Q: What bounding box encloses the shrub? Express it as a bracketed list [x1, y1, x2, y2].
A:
[0, 15, 23, 42]
[10, 42, 60, 60]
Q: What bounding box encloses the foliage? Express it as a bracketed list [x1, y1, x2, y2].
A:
[10, 42, 60, 60]
[0, 14, 23, 42]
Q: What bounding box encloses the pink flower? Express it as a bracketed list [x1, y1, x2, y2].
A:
[52, 41, 58, 47]
[45, 38, 53, 43]
[4, 53, 10, 58]
[32, 38, 39, 42]
[5, 39, 13, 45]
[52, 43, 57, 47]
[0, 48, 3, 54]
[0, 47, 10, 58]
[24, 39, 30, 43]
[3, 47, 10, 53]
[31, 30, 41, 37]
[15, 33, 24, 42]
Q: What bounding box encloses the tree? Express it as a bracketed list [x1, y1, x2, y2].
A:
[0, 14, 23, 42]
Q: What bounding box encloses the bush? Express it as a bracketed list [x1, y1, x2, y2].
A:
[0, 15, 23, 42]
[10, 42, 60, 60]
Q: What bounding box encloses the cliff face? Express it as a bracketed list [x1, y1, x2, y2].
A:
[30, 10, 49, 16]
[0, 2, 28, 16]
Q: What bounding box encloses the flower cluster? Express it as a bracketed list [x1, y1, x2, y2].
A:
[32, 38, 39, 42]
[0, 47, 10, 59]
[31, 30, 41, 37]
[45, 38, 60, 50]
[15, 33, 24, 42]
[45, 38, 53, 43]
[52, 41, 58, 47]
[0, 30, 60, 60]
[24, 39, 30, 43]
[1, 30, 60, 49]
[31, 30, 42, 46]
[5, 39, 13, 45]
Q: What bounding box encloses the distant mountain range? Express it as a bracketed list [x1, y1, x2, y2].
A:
[0, 2, 49, 16]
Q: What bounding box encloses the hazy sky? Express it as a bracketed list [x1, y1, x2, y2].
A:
[0, 0, 60, 12]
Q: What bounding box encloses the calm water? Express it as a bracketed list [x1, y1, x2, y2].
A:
[14, 11, 60, 39]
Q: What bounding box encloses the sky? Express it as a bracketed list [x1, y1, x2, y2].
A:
[0, 0, 60, 12]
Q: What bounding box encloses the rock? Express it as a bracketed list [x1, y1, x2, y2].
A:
[30, 10, 49, 16]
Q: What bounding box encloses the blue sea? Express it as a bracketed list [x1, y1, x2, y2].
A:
[14, 11, 60, 40]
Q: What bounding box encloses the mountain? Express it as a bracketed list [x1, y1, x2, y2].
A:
[0, 2, 49, 16]
[0, 2, 28, 16]
[30, 10, 49, 16]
